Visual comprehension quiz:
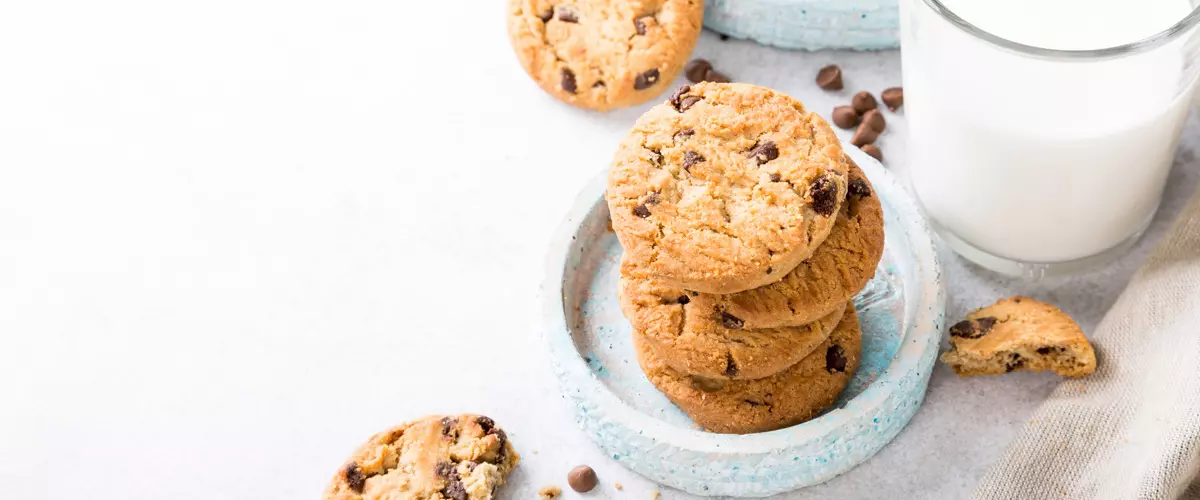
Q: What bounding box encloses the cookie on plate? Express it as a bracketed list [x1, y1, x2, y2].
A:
[607, 82, 850, 294]
[620, 261, 845, 380]
[940, 297, 1097, 378]
[636, 303, 862, 434]
[683, 159, 885, 328]
[323, 415, 519, 500]
[507, 0, 703, 111]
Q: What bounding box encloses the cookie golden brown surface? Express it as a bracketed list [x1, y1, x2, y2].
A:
[940, 297, 1097, 378]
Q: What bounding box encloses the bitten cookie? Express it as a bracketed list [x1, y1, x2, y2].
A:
[682, 159, 885, 328]
[324, 415, 520, 500]
[620, 259, 845, 380]
[607, 82, 850, 294]
[507, 0, 703, 111]
[636, 303, 862, 434]
[940, 297, 1097, 378]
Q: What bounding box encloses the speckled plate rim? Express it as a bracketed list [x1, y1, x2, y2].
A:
[540, 145, 945, 472]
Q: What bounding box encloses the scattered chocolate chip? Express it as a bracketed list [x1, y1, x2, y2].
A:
[747, 140, 779, 165]
[690, 375, 726, 392]
[720, 311, 744, 330]
[634, 69, 660, 90]
[645, 192, 660, 204]
[495, 442, 508, 464]
[744, 399, 765, 407]
[634, 16, 652, 35]
[949, 319, 983, 339]
[769, 173, 781, 182]
[443, 479, 468, 500]
[881, 87, 904, 111]
[703, 68, 731, 83]
[435, 461, 456, 478]
[861, 109, 886, 132]
[976, 316, 998, 334]
[1005, 353, 1024, 373]
[852, 91, 878, 114]
[560, 68, 577, 94]
[441, 416, 457, 436]
[719, 33, 730, 41]
[1037, 347, 1053, 355]
[765, 266, 773, 274]
[592, 80, 605, 88]
[851, 124, 879, 147]
[848, 178, 872, 197]
[861, 144, 883, 162]
[538, 8, 554, 22]
[476, 416, 495, 433]
[816, 65, 843, 90]
[677, 295, 690, 305]
[809, 175, 839, 216]
[684, 59, 713, 83]
[669, 85, 701, 112]
[832, 106, 860, 129]
[345, 462, 366, 493]
[556, 7, 578, 22]
[633, 204, 651, 218]
[724, 353, 739, 376]
[673, 128, 694, 141]
[568, 465, 599, 493]
[489, 427, 507, 444]
[682, 150, 705, 170]
[826, 344, 848, 373]
[1014, 298, 1023, 303]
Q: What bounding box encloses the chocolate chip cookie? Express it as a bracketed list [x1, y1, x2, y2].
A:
[682, 159, 884, 328]
[323, 415, 520, 500]
[507, 0, 703, 111]
[620, 258, 845, 380]
[940, 297, 1097, 378]
[636, 303, 862, 434]
[607, 82, 851, 294]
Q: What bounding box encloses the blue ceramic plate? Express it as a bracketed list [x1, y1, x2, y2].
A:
[540, 145, 944, 497]
[704, 0, 899, 51]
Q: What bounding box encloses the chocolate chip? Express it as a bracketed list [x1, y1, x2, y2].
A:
[852, 91, 878, 114]
[345, 462, 366, 493]
[809, 175, 839, 216]
[568, 465, 599, 493]
[634, 16, 652, 35]
[949, 319, 983, 339]
[747, 141, 779, 165]
[1005, 353, 1024, 373]
[744, 399, 765, 407]
[881, 87, 904, 111]
[861, 144, 883, 162]
[561, 68, 577, 94]
[816, 65, 843, 90]
[634, 69, 660, 90]
[678, 96, 701, 111]
[862, 109, 886, 132]
[689, 291, 699, 296]
[704, 68, 731, 83]
[832, 106, 860, 129]
[647, 148, 662, 166]
[677, 295, 690, 305]
[684, 59, 712, 83]
[826, 344, 848, 373]
[476, 416, 495, 433]
[435, 461, 456, 478]
[769, 173, 781, 182]
[489, 427, 507, 446]
[848, 178, 872, 197]
[633, 204, 651, 218]
[852, 123, 879, 147]
[443, 479, 468, 500]
[724, 353, 739, 376]
[976, 316, 998, 334]
[644, 192, 660, 204]
[592, 80, 605, 88]
[556, 7, 578, 22]
[669, 85, 701, 112]
[1037, 347, 1053, 355]
[682, 150, 705, 170]
[441, 416, 457, 436]
[538, 8, 554, 22]
[673, 128, 694, 142]
[720, 311, 744, 330]
[495, 442, 508, 464]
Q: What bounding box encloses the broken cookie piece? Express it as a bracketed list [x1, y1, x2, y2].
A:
[940, 297, 1097, 378]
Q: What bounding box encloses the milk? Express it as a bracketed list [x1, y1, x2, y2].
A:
[901, 0, 1198, 265]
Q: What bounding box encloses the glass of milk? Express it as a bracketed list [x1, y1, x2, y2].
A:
[900, 0, 1200, 277]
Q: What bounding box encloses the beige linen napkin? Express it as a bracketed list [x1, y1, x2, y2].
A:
[973, 187, 1200, 500]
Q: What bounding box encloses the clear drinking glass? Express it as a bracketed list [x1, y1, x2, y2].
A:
[900, 0, 1200, 278]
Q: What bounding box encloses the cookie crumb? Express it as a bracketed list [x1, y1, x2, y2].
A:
[651, 491, 661, 500]
[539, 486, 563, 499]
[615, 482, 624, 491]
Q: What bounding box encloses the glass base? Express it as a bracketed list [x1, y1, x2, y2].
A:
[929, 215, 1154, 280]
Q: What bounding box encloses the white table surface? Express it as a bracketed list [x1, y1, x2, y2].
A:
[2, 2, 1198, 499]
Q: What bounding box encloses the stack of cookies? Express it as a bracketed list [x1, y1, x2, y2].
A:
[606, 82, 886, 434]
